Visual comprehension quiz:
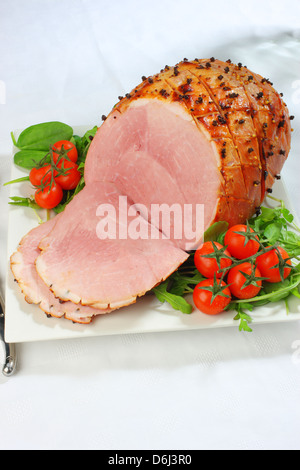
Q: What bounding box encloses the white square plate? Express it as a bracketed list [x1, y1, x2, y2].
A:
[4, 127, 300, 343]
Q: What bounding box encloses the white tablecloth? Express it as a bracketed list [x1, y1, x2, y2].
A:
[0, 0, 300, 451]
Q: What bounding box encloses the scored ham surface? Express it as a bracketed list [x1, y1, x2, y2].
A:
[11, 58, 292, 322]
[86, 58, 291, 225]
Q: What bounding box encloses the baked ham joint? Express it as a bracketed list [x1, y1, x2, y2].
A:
[11, 58, 292, 323]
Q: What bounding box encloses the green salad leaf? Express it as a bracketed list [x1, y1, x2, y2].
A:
[204, 221, 229, 243]
[12, 122, 73, 152]
[153, 281, 193, 314]
[9, 196, 40, 210]
[14, 150, 50, 170]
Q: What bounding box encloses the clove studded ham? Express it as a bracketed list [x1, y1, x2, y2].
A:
[11, 58, 292, 322]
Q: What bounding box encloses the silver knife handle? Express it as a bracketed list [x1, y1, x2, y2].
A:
[0, 312, 17, 376]
[3, 345, 17, 376]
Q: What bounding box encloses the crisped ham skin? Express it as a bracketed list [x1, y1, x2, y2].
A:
[107, 58, 291, 224]
[11, 58, 292, 323]
[10, 217, 111, 324]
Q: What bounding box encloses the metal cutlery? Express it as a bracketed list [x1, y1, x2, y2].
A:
[0, 290, 17, 376]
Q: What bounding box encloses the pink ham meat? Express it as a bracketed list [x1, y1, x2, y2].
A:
[11, 58, 292, 322]
[10, 217, 111, 323]
[35, 183, 188, 309]
[85, 99, 221, 250]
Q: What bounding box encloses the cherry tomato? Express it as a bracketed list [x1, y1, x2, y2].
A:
[52, 140, 78, 164]
[194, 241, 233, 278]
[256, 246, 292, 283]
[224, 224, 260, 260]
[193, 278, 231, 315]
[29, 165, 52, 187]
[35, 182, 63, 210]
[227, 262, 263, 299]
[54, 159, 81, 190]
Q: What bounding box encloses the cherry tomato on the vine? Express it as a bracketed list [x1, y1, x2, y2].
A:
[227, 262, 263, 299]
[29, 164, 52, 187]
[256, 246, 292, 283]
[194, 241, 233, 278]
[224, 224, 260, 260]
[54, 159, 81, 190]
[52, 140, 78, 164]
[35, 182, 63, 210]
[193, 278, 231, 315]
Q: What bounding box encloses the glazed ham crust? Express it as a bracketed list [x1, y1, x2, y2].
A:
[114, 58, 291, 225]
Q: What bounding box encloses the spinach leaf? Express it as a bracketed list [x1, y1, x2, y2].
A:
[14, 149, 50, 170]
[13, 122, 73, 151]
[204, 221, 229, 243]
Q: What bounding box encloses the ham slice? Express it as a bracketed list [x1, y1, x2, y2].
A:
[11, 58, 292, 323]
[35, 183, 188, 309]
[10, 217, 111, 323]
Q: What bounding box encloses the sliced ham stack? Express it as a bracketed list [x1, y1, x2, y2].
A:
[11, 58, 292, 323]
[10, 217, 111, 323]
